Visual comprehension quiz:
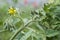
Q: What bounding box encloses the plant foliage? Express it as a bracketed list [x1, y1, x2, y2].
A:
[0, 0, 60, 40]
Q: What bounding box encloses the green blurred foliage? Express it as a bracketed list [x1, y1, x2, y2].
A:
[0, 0, 60, 40]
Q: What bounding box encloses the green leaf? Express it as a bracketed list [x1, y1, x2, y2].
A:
[46, 29, 59, 37]
[20, 29, 33, 40]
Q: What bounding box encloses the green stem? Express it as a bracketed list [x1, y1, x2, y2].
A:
[10, 15, 37, 40]
[14, 16, 24, 25]
[10, 20, 34, 40]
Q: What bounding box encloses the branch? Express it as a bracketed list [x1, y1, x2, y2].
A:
[10, 15, 37, 40]
[10, 20, 34, 40]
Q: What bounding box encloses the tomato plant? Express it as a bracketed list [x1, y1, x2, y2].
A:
[0, 0, 60, 40]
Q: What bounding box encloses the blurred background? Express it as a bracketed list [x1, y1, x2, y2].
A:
[0, 0, 48, 8]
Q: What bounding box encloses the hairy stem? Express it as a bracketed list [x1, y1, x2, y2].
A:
[10, 20, 34, 40]
[10, 15, 37, 40]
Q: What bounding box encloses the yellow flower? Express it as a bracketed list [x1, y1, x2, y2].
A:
[8, 7, 16, 15]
